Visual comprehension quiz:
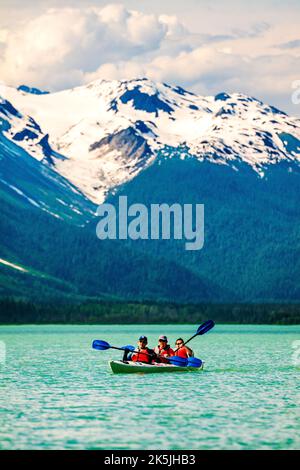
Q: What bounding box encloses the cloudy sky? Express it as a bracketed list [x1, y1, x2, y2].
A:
[0, 0, 300, 115]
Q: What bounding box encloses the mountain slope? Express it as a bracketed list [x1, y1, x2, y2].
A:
[106, 152, 300, 302]
[0, 101, 96, 224]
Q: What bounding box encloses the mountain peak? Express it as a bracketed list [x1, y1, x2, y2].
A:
[1, 77, 300, 203]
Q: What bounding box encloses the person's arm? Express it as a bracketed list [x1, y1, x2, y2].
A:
[185, 346, 194, 357]
[130, 347, 140, 362]
[148, 348, 158, 363]
[122, 348, 131, 361]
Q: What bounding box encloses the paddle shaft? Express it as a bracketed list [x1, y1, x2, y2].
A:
[109, 345, 162, 362]
[181, 333, 198, 348]
[93, 340, 181, 363]
[109, 345, 132, 353]
[174, 333, 198, 354]
[125, 347, 175, 363]
[93, 341, 200, 367]
[103, 344, 176, 363]
[173, 320, 215, 353]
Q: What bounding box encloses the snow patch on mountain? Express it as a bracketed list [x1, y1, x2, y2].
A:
[1, 78, 300, 203]
[0, 257, 28, 273]
[0, 95, 55, 162]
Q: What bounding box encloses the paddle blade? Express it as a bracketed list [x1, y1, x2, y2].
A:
[121, 345, 135, 351]
[187, 357, 203, 368]
[197, 320, 215, 336]
[92, 339, 110, 351]
[168, 356, 188, 367]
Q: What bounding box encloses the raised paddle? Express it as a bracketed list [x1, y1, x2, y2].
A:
[174, 319, 215, 353]
[92, 340, 188, 366]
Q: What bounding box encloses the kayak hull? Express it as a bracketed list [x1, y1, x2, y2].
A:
[109, 360, 204, 374]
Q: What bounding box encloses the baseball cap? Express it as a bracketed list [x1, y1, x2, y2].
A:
[139, 335, 147, 341]
[158, 335, 168, 342]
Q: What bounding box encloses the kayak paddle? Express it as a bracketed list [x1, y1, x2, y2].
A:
[92, 340, 135, 352]
[92, 340, 188, 366]
[174, 319, 215, 353]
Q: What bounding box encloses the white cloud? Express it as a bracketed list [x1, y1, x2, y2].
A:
[0, 29, 8, 43]
[97, 4, 129, 24]
[0, 5, 170, 89]
[159, 14, 188, 38]
[126, 11, 167, 46]
[0, 2, 299, 115]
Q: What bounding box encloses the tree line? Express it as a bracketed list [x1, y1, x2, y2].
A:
[0, 297, 299, 324]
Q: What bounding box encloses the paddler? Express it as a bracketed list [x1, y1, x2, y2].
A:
[154, 335, 175, 363]
[129, 336, 157, 364]
[174, 338, 194, 358]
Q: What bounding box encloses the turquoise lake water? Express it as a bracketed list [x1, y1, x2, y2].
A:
[0, 324, 299, 450]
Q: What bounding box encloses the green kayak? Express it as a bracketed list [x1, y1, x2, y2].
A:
[109, 360, 204, 374]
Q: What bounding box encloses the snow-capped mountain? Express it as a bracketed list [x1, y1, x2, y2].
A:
[1, 78, 300, 303]
[0, 98, 95, 224]
[1, 78, 300, 203]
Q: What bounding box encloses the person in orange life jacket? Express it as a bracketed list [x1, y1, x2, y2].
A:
[174, 338, 194, 359]
[154, 335, 175, 363]
[130, 336, 156, 364]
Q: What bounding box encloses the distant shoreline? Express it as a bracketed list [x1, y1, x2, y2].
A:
[0, 298, 299, 325]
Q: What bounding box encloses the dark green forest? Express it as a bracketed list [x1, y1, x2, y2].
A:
[0, 297, 299, 324]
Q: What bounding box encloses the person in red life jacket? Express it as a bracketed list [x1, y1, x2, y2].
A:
[130, 336, 156, 364]
[154, 335, 175, 363]
[174, 338, 194, 358]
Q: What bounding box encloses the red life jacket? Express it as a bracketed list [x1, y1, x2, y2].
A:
[155, 345, 175, 363]
[175, 347, 188, 358]
[131, 348, 152, 364]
